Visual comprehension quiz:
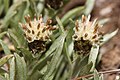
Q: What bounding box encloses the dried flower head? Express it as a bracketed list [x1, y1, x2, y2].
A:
[73, 15, 102, 45]
[20, 15, 57, 43]
[73, 15, 102, 54]
[20, 15, 57, 53]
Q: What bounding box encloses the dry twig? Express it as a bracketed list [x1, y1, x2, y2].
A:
[72, 69, 120, 80]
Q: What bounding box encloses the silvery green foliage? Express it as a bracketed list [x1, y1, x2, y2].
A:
[0, 0, 118, 80]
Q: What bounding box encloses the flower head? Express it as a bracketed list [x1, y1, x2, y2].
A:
[73, 15, 102, 54]
[19, 15, 57, 53]
[73, 15, 102, 45]
[20, 15, 57, 43]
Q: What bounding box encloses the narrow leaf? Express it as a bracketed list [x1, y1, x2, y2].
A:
[94, 70, 99, 80]
[0, 74, 7, 80]
[4, 73, 9, 80]
[99, 74, 104, 80]
[73, 55, 89, 77]
[0, 4, 4, 15]
[1, 0, 25, 29]
[100, 29, 118, 46]
[9, 57, 15, 80]
[79, 62, 93, 76]
[98, 18, 110, 25]
[84, 0, 95, 15]
[43, 33, 66, 80]
[9, 21, 27, 48]
[82, 78, 88, 80]
[54, 58, 65, 80]
[8, 29, 19, 47]
[89, 45, 99, 71]
[28, 70, 43, 80]
[3, 0, 9, 13]
[18, 48, 34, 63]
[28, 33, 67, 76]
[0, 39, 11, 55]
[0, 68, 7, 74]
[56, 17, 65, 33]
[14, 53, 27, 80]
[0, 32, 7, 39]
[61, 6, 84, 25]
[64, 42, 73, 78]
[0, 54, 13, 67]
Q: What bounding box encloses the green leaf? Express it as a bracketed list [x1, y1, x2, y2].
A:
[79, 62, 93, 76]
[8, 29, 19, 47]
[99, 74, 104, 80]
[18, 48, 34, 63]
[94, 70, 99, 80]
[12, 2, 27, 22]
[28, 33, 67, 76]
[8, 27, 27, 48]
[88, 45, 99, 71]
[73, 55, 89, 77]
[37, 0, 44, 14]
[4, 73, 9, 80]
[10, 21, 27, 48]
[0, 32, 7, 39]
[61, 6, 84, 25]
[60, 70, 68, 80]
[3, 0, 9, 13]
[84, 0, 95, 15]
[0, 68, 7, 74]
[54, 57, 65, 80]
[28, 70, 43, 80]
[14, 53, 27, 80]
[0, 74, 7, 80]
[1, 0, 25, 29]
[62, 37, 74, 79]
[29, 0, 38, 15]
[63, 42, 73, 78]
[98, 18, 110, 25]
[0, 4, 4, 16]
[0, 39, 11, 55]
[100, 29, 118, 46]
[82, 78, 88, 80]
[0, 54, 13, 67]
[56, 17, 65, 33]
[1, 11, 16, 30]
[9, 57, 15, 80]
[43, 33, 66, 80]
[65, 25, 74, 56]
[64, 26, 74, 63]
